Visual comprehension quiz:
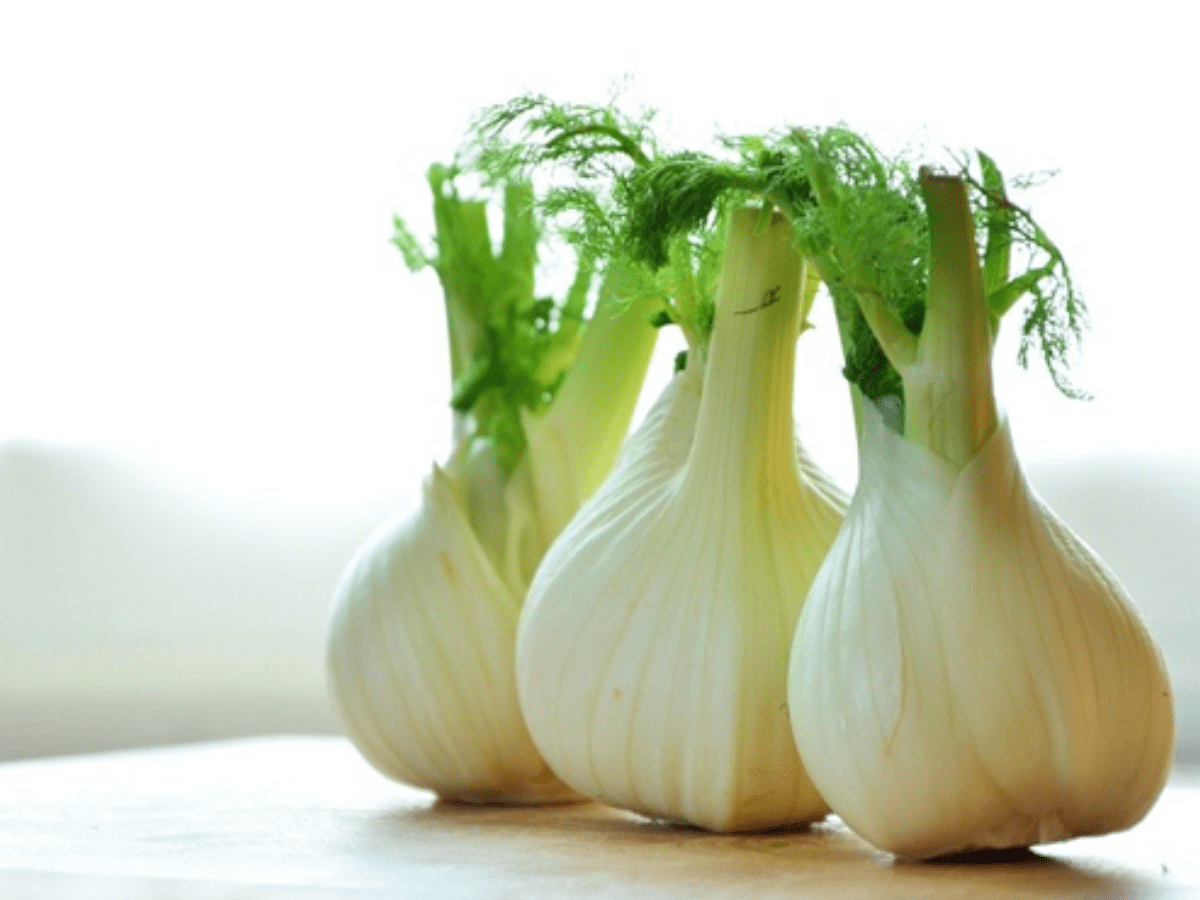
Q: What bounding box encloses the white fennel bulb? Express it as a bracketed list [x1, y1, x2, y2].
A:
[516, 209, 847, 832]
[787, 165, 1174, 858]
[328, 462, 560, 801]
[326, 172, 657, 803]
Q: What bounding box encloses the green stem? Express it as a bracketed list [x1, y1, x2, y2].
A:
[431, 196, 491, 444]
[463, 263, 660, 594]
[545, 124, 650, 166]
[682, 207, 805, 497]
[901, 170, 998, 469]
[854, 286, 918, 372]
[979, 150, 1011, 335]
[497, 182, 538, 302]
[437, 202, 490, 386]
[666, 235, 706, 352]
[535, 261, 660, 500]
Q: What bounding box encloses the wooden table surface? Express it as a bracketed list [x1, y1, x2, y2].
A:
[0, 737, 1196, 898]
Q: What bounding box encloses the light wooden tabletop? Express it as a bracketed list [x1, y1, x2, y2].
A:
[0, 737, 1196, 898]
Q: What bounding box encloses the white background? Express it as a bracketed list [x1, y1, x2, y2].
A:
[1, 1, 1197, 759]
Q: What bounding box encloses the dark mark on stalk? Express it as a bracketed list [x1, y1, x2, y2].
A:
[735, 284, 782, 316]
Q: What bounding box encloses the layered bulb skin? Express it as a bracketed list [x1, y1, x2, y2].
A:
[326, 454, 578, 804]
[325, 274, 657, 804]
[789, 171, 1174, 859]
[788, 394, 1175, 859]
[516, 210, 847, 832]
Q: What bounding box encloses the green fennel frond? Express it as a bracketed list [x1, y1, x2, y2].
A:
[784, 128, 929, 403]
[618, 151, 759, 269]
[960, 152, 1089, 399]
[467, 93, 656, 180]
[607, 133, 907, 399]
[801, 133, 1089, 404]
[607, 123, 1089, 408]
[464, 93, 660, 276]
[464, 93, 724, 350]
[395, 162, 593, 473]
[391, 214, 429, 271]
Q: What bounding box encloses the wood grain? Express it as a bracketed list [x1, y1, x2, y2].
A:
[0, 738, 1195, 898]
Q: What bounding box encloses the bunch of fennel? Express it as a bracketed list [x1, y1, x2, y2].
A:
[325, 164, 657, 803]
[782, 143, 1174, 858]
[333, 93, 1175, 859]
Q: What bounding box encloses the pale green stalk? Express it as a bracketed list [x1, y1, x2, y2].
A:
[899, 171, 999, 469]
[535, 264, 659, 501]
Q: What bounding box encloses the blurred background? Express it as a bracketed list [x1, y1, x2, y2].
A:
[1, 1, 1197, 763]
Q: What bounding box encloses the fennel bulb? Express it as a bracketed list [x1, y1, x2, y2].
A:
[515, 209, 847, 832]
[326, 171, 657, 803]
[787, 169, 1174, 858]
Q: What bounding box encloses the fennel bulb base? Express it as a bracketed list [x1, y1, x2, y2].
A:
[516, 370, 839, 833]
[444, 774, 584, 806]
[789, 396, 1174, 860]
[327, 467, 579, 806]
[517, 212, 848, 833]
